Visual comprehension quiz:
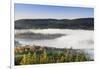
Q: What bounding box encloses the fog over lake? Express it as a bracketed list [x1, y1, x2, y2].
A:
[15, 29, 94, 49]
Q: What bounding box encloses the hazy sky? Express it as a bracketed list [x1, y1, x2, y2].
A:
[15, 3, 94, 20]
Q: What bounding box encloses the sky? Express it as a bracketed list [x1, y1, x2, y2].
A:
[15, 3, 94, 20]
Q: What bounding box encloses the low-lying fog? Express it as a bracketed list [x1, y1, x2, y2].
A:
[15, 29, 94, 49]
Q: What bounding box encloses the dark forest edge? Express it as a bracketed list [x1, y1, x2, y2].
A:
[15, 44, 93, 65]
[15, 18, 94, 30]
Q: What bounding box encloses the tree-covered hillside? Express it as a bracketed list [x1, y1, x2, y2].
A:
[15, 18, 94, 30]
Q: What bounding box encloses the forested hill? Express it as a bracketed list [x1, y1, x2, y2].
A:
[15, 18, 94, 30]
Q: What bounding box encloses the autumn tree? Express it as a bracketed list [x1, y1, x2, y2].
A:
[40, 49, 48, 64]
[20, 52, 37, 65]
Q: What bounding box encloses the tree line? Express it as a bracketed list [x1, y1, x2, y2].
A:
[15, 18, 94, 30]
[15, 45, 92, 65]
